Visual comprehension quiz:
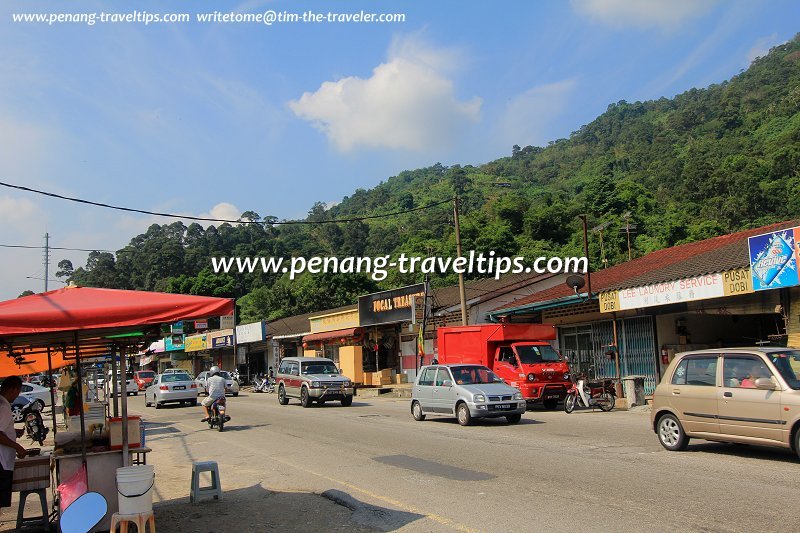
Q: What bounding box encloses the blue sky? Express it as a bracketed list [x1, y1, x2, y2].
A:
[1, 0, 798, 299]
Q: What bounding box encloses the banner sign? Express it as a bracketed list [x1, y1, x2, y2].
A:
[165, 335, 184, 352]
[748, 227, 800, 291]
[208, 329, 234, 349]
[195, 320, 208, 330]
[171, 321, 184, 334]
[220, 315, 235, 329]
[235, 321, 265, 343]
[359, 284, 425, 327]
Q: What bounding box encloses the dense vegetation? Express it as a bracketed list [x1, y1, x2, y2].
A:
[60, 35, 800, 321]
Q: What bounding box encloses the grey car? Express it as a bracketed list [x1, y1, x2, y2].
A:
[411, 364, 527, 425]
[145, 373, 198, 408]
[276, 357, 354, 407]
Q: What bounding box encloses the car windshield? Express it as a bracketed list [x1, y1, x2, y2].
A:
[767, 351, 800, 390]
[162, 374, 191, 383]
[138, 372, 155, 378]
[217, 371, 231, 379]
[450, 366, 502, 385]
[302, 362, 339, 375]
[515, 344, 561, 364]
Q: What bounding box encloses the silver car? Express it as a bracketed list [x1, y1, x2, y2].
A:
[196, 371, 240, 397]
[145, 373, 198, 408]
[411, 364, 527, 426]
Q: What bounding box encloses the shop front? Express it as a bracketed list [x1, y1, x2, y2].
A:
[302, 308, 364, 384]
[235, 320, 269, 380]
[208, 329, 235, 372]
[183, 333, 208, 375]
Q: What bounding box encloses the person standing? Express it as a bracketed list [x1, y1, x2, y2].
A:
[0, 376, 27, 513]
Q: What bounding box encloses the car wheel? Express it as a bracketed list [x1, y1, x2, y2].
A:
[657, 413, 689, 451]
[11, 405, 23, 423]
[341, 396, 353, 407]
[794, 429, 800, 461]
[456, 402, 472, 426]
[542, 398, 559, 410]
[411, 401, 425, 421]
[233, 393, 238, 397]
[300, 387, 312, 408]
[155, 402, 162, 410]
[506, 414, 522, 424]
[278, 385, 289, 405]
[190, 400, 198, 406]
[144, 396, 150, 407]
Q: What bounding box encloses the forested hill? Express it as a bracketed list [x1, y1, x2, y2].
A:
[62, 34, 800, 322]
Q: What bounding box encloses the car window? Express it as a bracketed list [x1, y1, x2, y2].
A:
[451, 366, 499, 385]
[515, 344, 561, 363]
[672, 356, 717, 386]
[289, 362, 300, 376]
[434, 368, 451, 386]
[162, 374, 191, 383]
[723, 356, 771, 388]
[21, 385, 32, 392]
[766, 351, 800, 390]
[278, 361, 289, 374]
[418, 367, 436, 386]
[497, 347, 515, 363]
[302, 362, 339, 375]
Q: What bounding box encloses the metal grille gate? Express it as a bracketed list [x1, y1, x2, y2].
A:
[559, 316, 658, 395]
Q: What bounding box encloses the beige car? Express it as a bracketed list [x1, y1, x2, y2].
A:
[651, 347, 800, 458]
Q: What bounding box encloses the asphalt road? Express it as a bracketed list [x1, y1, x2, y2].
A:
[132, 391, 798, 532]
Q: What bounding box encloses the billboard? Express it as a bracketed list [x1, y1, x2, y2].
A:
[748, 227, 800, 291]
[359, 284, 425, 327]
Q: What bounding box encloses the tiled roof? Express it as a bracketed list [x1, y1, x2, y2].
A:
[491, 219, 799, 313]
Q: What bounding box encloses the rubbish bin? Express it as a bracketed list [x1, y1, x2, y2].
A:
[622, 375, 646, 408]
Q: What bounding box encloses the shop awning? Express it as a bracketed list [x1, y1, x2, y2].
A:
[303, 327, 361, 343]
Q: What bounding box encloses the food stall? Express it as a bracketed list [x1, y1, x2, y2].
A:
[0, 285, 234, 531]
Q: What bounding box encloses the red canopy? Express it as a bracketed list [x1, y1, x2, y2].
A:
[0, 285, 235, 376]
[0, 286, 234, 336]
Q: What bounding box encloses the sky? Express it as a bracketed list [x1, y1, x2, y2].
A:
[0, 0, 798, 300]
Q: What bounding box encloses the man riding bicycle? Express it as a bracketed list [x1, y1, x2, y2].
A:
[201, 366, 228, 422]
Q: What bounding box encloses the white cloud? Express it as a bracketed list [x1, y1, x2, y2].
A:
[289, 34, 481, 153]
[572, 0, 718, 30]
[499, 79, 578, 148]
[747, 33, 781, 64]
[204, 202, 241, 222]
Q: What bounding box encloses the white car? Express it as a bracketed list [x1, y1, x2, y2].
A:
[145, 373, 198, 409]
[20, 382, 52, 410]
[195, 371, 240, 397]
[105, 371, 138, 396]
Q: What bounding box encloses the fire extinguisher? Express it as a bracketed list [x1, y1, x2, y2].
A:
[661, 348, 670, 365]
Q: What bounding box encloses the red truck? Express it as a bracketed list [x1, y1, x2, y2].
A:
[436, 324, 570, 409]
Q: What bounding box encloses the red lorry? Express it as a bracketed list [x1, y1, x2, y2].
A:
[436, 324, 570, 409]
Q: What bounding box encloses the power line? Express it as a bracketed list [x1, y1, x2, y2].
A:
[0, 244, 116, 253]
[0, 180, 453, 225]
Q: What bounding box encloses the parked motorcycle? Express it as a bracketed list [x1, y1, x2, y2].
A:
[252, 374, 275, 393]
[207, 398, 229, 432]
[22, 398, 49, 445]
[564, 376, 615, 413]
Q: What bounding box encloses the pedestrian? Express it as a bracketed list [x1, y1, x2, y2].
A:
[64, 376, 82, 416]
[0, 376, 27, 514]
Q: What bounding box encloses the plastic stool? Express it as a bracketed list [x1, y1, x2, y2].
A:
[190, 461, 222, 503]
[16, 488, 49, 532]
[110, 511, 155, 533]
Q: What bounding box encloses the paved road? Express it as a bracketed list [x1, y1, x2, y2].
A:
[134, 391, 798, 532]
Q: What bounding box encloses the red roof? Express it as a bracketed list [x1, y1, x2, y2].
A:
[492, 219, 799, 313]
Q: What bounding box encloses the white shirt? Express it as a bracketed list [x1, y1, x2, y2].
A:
[0, 396, 17, 471]
[206, 375, 227, 400]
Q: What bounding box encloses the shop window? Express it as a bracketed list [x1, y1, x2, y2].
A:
[324, 345, 340, 364]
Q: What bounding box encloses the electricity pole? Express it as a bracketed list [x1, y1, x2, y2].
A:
[453, 197, 468, 326]
[43, 233, 50, 292]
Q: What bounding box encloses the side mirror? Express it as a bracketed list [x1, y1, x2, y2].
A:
[755, 377, 777, 390]
[442, 380, 453, 387]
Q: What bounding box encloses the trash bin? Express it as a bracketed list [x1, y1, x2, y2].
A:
[622, 375, 646, 408]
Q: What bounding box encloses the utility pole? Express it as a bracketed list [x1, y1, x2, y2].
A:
[578, 215, 592, 298]
[43, 233, 50, 292]
[453, 197, 468, 326]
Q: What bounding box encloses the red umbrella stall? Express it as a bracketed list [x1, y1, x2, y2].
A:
[0, 284, 234, 528]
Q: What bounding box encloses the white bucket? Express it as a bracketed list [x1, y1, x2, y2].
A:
[116, 465, 155, 515]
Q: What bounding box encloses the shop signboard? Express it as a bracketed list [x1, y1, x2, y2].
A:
[194, 319, 208, 330]
[601, 268, 756, 313]
[359, 284, 425, 327]
[748, 227, 800, 291]
[309, 310, 359, 333]
[220, 315, 235, 329]
[184, 334, 207, 352]
[236, 321, 266, 343]
[164, 335, 184, 351]
[148, 339, 165, 353]
[208, 329, 234, 349]
[171, 321, 184, 334]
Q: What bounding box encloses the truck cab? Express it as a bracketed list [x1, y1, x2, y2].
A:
[493, 343, 570, 409]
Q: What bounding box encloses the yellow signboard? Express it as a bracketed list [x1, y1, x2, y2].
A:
[599, 291, 620, 313]
[184, 334, 207, 352]
[309, 310, 360, 334]
[721, 268, 753, 296]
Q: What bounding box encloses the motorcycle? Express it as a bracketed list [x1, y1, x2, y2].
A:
[22, 398, 49, 445]
[564, 376, 616, 414]
[252, 374, 275, 393]
[207, 397, 229, 432]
